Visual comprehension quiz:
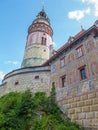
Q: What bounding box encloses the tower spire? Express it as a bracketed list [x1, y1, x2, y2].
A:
[41, 0, 44, 9]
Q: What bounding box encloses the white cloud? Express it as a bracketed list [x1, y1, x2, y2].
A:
[4, 60, 19, 65]
[68, 8, 90, 21]
[0, 71, 5, 80]
[81, 0, 98, 16]
[53, 41, 57, 47]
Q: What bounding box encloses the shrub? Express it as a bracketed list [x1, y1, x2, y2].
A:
[0, 89, 82, 130]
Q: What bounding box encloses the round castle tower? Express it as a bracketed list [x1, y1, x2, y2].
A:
[21, 8, 53, 67]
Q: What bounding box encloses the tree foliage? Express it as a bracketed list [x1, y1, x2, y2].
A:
[0, 89, 82, 130]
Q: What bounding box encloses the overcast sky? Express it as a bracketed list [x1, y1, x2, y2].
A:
[0, 0, 98, 83]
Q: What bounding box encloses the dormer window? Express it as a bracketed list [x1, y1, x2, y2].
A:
[68, 36, 74, 43]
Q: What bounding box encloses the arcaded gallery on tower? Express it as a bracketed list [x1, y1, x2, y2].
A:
[0, 8, 98, 129]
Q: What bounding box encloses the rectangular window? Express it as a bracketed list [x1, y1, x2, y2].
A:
[80, 67, 86, 80]
[60, 57, 65, 67]
[42, 37, 46, 45]
[15, 81, 19, 85]
[61, 75, 66, 87]
[51, 64, 56, 73]
[76, 46, 83, 58]
[35, 76, 39, 79]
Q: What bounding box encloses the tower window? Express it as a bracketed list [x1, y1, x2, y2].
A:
[42, 37, 46, 45]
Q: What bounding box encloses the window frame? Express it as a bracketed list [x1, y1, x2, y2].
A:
[79, 65, 87, 80]
[42, 37, 46, 45]
[76, 45, 84, 58]
[35, 76, 39, 79]
[51, 64, 56, 73]
[60, 75, 66, 88]
[15, 81, 19, 85]
[60, 56, 65, 68]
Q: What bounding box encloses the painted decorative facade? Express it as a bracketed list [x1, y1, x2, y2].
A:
[46, 21, 98, 129]
[0, 8, 98, 129]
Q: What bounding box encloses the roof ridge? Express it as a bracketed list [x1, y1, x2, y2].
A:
[57, 29, 86, 53]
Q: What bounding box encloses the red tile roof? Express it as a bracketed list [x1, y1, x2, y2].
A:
[57, 29, 86, 53]
[74, 29, 86, 39]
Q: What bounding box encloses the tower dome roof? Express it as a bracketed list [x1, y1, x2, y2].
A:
[28, 7, 53, 35]
[37, 8, 47, 18]
[33, 7, 50, 24]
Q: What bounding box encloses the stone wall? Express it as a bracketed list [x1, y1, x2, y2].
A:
[57, 90, 98, 129]
[0, 66, 51, 97]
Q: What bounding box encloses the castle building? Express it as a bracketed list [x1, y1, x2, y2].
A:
[0, 8, 98, 129]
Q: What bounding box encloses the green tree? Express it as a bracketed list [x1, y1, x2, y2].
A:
[0, 90, 82, 130]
